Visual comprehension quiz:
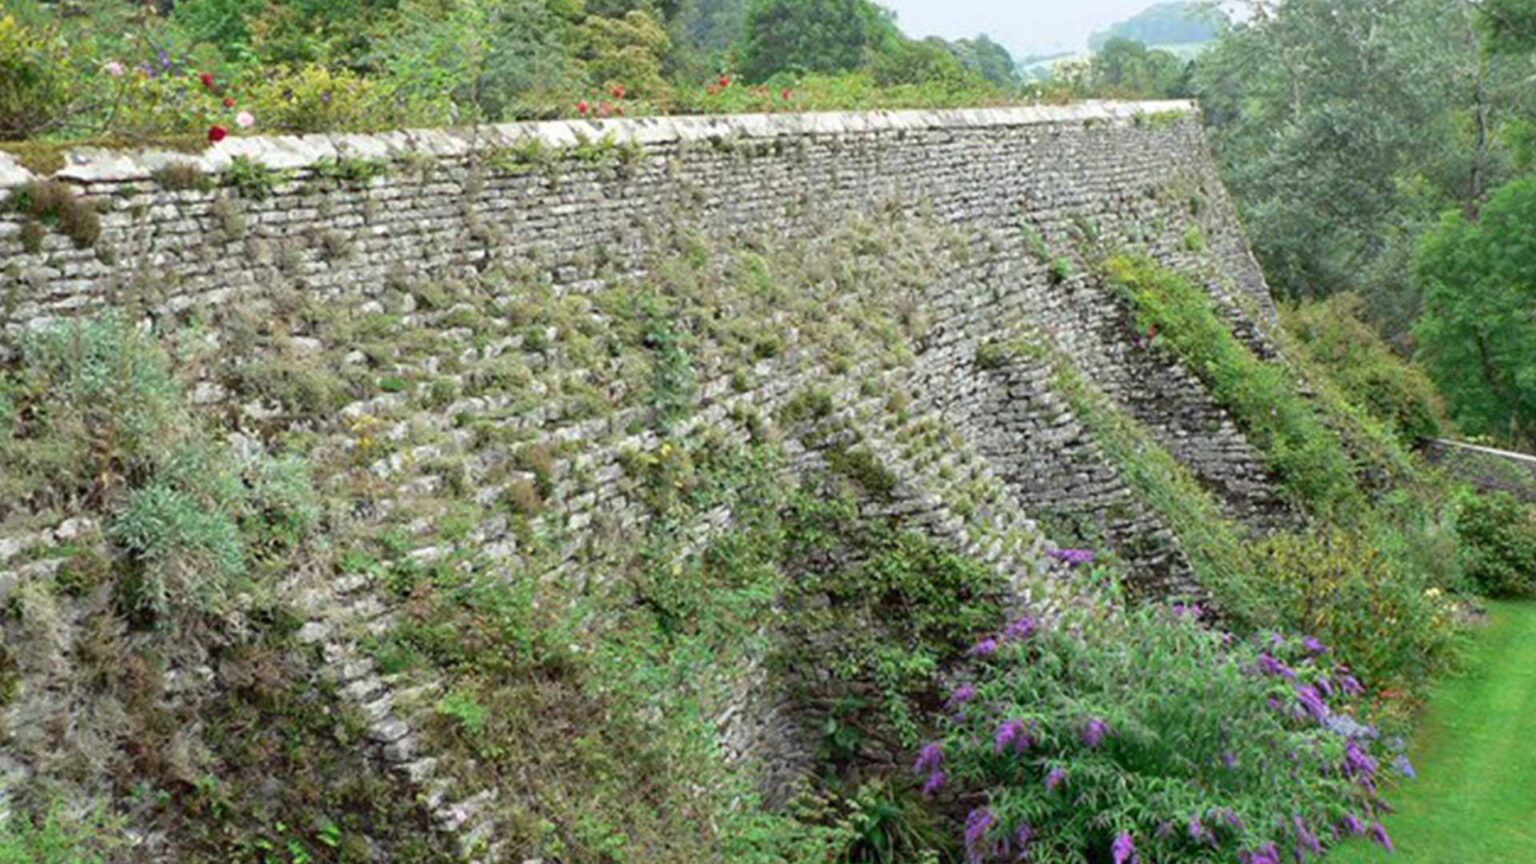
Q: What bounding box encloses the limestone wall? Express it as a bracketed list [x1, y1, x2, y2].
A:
[0, 102, 1296, 856]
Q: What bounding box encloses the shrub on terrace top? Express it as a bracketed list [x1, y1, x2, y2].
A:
[1281, 293, 1445, 443]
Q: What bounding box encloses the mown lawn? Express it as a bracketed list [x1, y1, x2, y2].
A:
[1329, 602, 1536, 863]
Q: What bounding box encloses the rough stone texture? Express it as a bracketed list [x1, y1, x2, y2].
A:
[0, 103, 1299, 857]
[1424, 439, 1536, 502]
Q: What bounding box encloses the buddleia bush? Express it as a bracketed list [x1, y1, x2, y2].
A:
[924, 600, 1403, 864]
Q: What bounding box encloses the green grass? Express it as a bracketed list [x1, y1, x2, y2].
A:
[1330, 602, 1536, 862]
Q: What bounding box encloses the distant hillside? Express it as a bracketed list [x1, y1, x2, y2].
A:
[1089, 1, 1228, 51]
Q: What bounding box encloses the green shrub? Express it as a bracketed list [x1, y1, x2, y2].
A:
[1, 315, 319, 625]
[110, 482, 246, 618]
[223, 156, 287, 201]
[244, 66, 393, 134]
[1250, 527, 1460, 693]
[312, 156, 389, 189]
[1455, 490, 1536, 598]
[825, 444, 899, 498]
[1282, 294, 1445, 442]
[0, 315, 182, 511]
[0, 804, 112, 864]
[784, 494, 1007, 745]
[0, 14, 73, 140]
[1049, 339, 1460, 694]
[243, 455, 322, 550]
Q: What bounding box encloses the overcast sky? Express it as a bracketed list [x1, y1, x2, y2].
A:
[879, 0, 1179, 57]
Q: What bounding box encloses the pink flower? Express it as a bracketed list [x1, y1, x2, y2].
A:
[236, 111, 255, 129]
[104, 61, 125, 78]
[577, 101, 589, 115]
[611, 84, 626, 100]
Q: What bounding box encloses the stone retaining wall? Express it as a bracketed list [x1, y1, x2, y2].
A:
[0, 102, 1295, 857]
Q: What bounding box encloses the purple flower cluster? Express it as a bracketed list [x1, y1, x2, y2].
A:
[914, 742, 946, 798]
[1081, 716, 1112, 748]
[1256, 653, 1298, 679]
[1047, 548, 1095, 568]
[969, 637, 1000, 658]
[993, 718, 1031, 755]
[1294, 685, 1330, 723]
[1045, 766, 1067, 791]
[1004, 616, 1037, 641]
[1238, 842, 1281, 864]
[963, 807, 995, 864]
[948, 683, 977, 709]
[1111, 832, 1138, 864]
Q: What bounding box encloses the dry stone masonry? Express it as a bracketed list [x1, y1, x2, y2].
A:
[1, 102, 1303, 857]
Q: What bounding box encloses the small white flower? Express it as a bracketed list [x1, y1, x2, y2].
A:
[235, 111, 255, 129]
[104, 60, 125, 78]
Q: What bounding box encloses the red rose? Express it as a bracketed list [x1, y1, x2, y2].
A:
[781, 88, 792, 101]
[718, 74, 730, 88]
[611, 84, 626, 100]
[207, 125, 228, 143]
[199, 72, 215, 90]
[577, 100, 589, 115]
[223, 97, 236, 109]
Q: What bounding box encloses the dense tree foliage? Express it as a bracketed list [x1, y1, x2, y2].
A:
[1080, 37, 1191, 99]
[0, 0, 1031, 136]
[736, 0, 896, 81]
[1415, 177, 1536, 445]
[1183, 0, 1536, 448]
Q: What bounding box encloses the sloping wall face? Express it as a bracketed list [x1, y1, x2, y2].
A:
[0, 104, 1293, 852]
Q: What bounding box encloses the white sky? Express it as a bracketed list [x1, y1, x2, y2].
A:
[878, 0, 1211, 57]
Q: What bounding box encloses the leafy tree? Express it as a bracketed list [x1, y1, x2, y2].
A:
[948, 33, 1018, 87]
[666, 0, 747, 78]
[1087, 37, 1190, 98]
[1481, 0, 1536, 53]
[1415, 176, 1536, 446]
[576, 8, 673, 101]
[735, 0, 897, 82]
[1195, 0, 1517, 340]
[868, 36, 972, 87]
